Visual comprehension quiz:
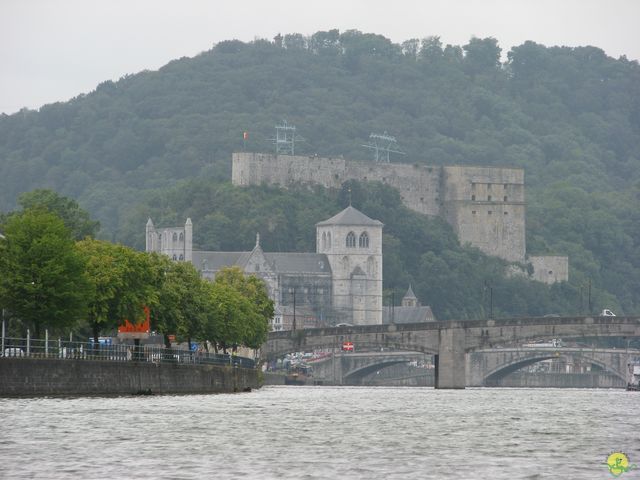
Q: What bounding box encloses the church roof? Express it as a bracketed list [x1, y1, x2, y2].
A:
[192, 251, 246, 271]
[403, 285, 417, 301]
[192, 250, 331, 275]
[316, 206, 383, 227]
[264, 253, 331, 274]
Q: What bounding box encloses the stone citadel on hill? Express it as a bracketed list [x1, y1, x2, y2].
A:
[232, 152, 568, 284]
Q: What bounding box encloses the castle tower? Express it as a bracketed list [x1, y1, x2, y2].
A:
[316, 206, 383, 325]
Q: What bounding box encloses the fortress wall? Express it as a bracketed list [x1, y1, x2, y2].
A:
[529, 256, 569, 284]
[233, 152, 442, 216]
[442, 166, 526, 263]
[343, 162, 442, 216]
[232, 152, 346, 188]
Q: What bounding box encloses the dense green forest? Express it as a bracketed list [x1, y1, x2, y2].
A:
[1, 30, 639, 317]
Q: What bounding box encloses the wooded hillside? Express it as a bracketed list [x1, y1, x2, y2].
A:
[1, 30, 638, 317]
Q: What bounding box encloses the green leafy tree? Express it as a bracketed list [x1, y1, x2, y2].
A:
[147, 254, 210, 348]
[76, 238, 155, 343]
[0, 209, 89, 337]
[18, 189, 100, 240]
[213, 266, 273, 349]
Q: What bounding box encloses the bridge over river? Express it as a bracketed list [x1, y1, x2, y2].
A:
[263, 316, 640, 388]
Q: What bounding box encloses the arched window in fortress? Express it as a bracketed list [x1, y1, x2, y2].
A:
[359, 232, 369, 248]
[346, 231, 356, 248]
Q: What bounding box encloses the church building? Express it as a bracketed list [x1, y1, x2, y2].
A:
[145, 206, 383, 327]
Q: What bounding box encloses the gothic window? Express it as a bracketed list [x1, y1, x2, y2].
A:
[179, 232, 184, 243]
[179, 254, 184, 261]
[342, 256, 349, 271]
[346, 231, 356, 248]
[172, 232, 178, 243]
[367, 256, 376, 276]
[172, 254, 177, 260]
[327, 232, 331, 249]
[322, 232, 327, 250]
[359, 232, 369, 248]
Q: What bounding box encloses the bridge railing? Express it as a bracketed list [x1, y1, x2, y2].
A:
[0, 336, 256, 369]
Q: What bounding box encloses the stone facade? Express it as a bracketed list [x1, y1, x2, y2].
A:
[232, 152, 568, 283]
[146, 206, 384, 327]
[528, 256, 569, 284]
[145, 218, 192, 262]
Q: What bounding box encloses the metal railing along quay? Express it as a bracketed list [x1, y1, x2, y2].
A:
[0, 335, 256, 369]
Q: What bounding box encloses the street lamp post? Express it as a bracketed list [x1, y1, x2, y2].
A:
[1, 308, 5, 355]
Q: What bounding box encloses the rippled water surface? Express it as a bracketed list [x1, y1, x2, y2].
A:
[1, 387, 639, 479]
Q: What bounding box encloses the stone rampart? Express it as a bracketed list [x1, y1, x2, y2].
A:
[0, 359, 258, 396]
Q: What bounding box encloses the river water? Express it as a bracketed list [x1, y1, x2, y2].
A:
[1, 386, 638, 479]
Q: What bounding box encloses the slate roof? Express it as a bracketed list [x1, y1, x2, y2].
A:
[316, 206, 383, 227]
[382, 306, 435, 324]
[192, 251, 245, 271]
[192, 250, 331, 275]
[264, 253, 331, 274]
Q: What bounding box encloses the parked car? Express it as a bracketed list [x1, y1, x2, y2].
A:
[3, 348, 24, 357]
[601, 309, 616, 317]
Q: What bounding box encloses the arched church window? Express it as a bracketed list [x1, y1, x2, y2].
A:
[179, 232, 184, 243]
[179, 254, 184, 261]
[367, 256, 376, 276]
[359, 232, 369, 248]
[327, 232, 331, 249]
[346, 231, 356, 248]
[322, 232, 327, 251]
[172, 254, 177, 261]
[172, 232, 178, 243]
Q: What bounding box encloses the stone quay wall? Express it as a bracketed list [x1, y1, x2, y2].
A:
[0, 358, 258, 397]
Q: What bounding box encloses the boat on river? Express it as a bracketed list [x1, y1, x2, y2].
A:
[285, 364, 312, 385]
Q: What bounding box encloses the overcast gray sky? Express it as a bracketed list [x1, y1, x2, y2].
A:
[1, 0, 639, 115]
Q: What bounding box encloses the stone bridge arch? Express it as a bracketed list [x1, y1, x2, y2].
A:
[481, 350, 628, 387]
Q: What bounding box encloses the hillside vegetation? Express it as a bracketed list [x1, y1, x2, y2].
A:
[1, 30, 639, 316]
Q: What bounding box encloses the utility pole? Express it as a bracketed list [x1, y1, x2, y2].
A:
[292, 287, 297, 332]
[391, 292, 395, 324]
[489, 286, 493, 319]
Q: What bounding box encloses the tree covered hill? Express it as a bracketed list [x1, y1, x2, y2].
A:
[0, 30, 639, 315]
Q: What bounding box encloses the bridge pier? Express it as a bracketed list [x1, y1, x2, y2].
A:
[435, 328, 466, 389]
